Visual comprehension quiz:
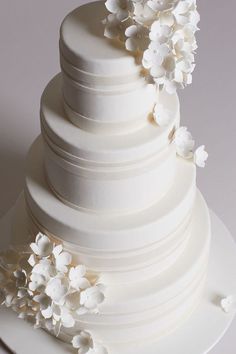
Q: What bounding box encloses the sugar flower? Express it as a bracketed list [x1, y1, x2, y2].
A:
[45, 278, 68, 305]
[174, 126, 195, 158]
[80, 285, 105, 312]
[125, 24, 149, 51]
[65, 291, 81, 311]
[133, 2, 156, 26]
[149, 20, 172, 43]
[72, 331, 93, 354]
[147, 0, 174, 13]
[29, 272, 47, 292]
[57, 306, 75, 328]
[32, 258, 56, 279]
[142, 41, 169, 77]
[194, 145, 208, 168]
[30, 233, 53, 257]
[103, 14, 123, 40]
[13, 269, 27, 288]
[69, 265, 91, 291]
[34, 293, 53, 319]
[53, 245, 72, 273]
[105, 0, 134, 21]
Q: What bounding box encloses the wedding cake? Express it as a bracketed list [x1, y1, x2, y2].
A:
[0, 1, 214, 354]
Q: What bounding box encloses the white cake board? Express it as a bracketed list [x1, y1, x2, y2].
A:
[0, 204, 236, 354]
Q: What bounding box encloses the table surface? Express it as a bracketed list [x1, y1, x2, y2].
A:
[0, 1, 235, 353]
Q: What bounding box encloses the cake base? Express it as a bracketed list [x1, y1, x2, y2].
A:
[0, 202, 236, 354]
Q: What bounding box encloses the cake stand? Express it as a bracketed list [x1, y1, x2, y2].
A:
[0, 199, 236, 354]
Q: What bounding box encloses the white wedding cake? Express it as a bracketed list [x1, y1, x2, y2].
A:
[0, 1, 214, 354]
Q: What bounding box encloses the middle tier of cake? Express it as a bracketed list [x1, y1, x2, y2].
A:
[40, 74, 180, 214]
[19, 134, 199, 284]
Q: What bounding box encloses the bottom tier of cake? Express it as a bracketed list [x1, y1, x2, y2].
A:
[2, 204, 236, 354]
[11, 192, 210, 346]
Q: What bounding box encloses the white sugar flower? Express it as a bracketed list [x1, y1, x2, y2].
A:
[142, 41, 169, 77]
[147, 0, 173, 12]
[194, 145, 208, 168]
[18, 256, 32, 273]
[80, 285, 105, 312]
[58, 306, 75, 328]
[4, 294, 15, 307]
[174, 127, 195, 158]
[169, 58, 192, 87]
[149, 20, 172, 43]
[172, 0, 199, 26]
[133, 2, 156, 26]
[172, 1, 191, 25]
[53, 245, 72, 273]
[29, 272, 47, 292]
[153, 54, 185, 93]
[45, 278, 68, 305]
[13, 269, 27, 288]
[153, 103, 171, 126]
[32, 259, 56, 280]
[125, 24, 149, 51]
[65, 291, 81, 311]
[72, 331, 93, 354]
[189, 9, 200, 30]
[160, 78, 183, 94]
[103, 14, 122, 39]
[28, 254, 37, 267]
[69, 265, 91, 291]
[34, 293, 53, 319]
[17, 288, 28, 299]
[221, 295, 236, 313]
[172, 27, 197, 56]
[43, 318, 55, 332]
[30, 233, 53, 258]
[105, 0, 134, 21]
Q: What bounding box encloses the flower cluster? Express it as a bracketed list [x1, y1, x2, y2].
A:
[0, 233, 107, 354]
[173, 126, 208, 167]
[104, 0, 200, 93]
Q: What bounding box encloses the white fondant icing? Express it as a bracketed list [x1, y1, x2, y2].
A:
[11, 190, 211, 345]
[62, 70, 157, 131]
[60, 2, 141, 77]
[60, 2, 160, 133]
[40, 75, 179, 212]
[58, 190, 211, 344]
[41, 75, 179, 164]
[25, 137, 196, 253]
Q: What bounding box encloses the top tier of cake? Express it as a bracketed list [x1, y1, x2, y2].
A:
[60, 1, 140, 77]
[60, 1, 157, 134]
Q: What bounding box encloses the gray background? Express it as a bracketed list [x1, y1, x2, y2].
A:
[0, 0, 235, 353]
